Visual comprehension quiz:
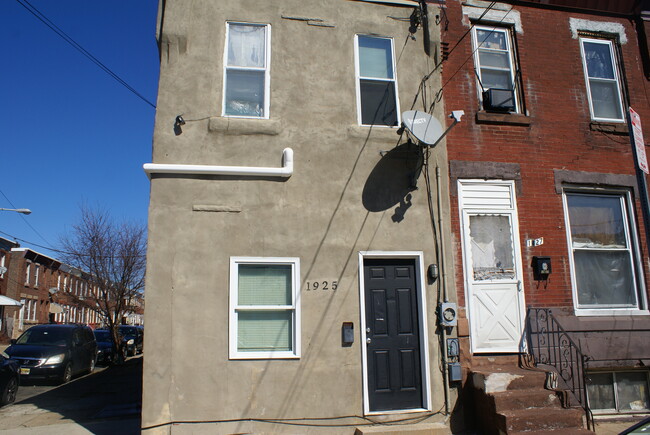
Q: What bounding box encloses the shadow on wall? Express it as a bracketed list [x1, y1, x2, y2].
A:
[362, 140, 423, 222]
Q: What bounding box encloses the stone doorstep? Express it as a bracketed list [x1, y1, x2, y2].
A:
[490, 389, 562, 411]
[508, 429, 594, 435]
[471, 366, 548, 393]
[496, 407, 585, 432]
[353, 422, 449, 435]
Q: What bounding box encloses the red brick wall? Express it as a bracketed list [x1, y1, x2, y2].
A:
[441, 1, 650, 309]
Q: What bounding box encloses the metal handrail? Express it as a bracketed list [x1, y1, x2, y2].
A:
[524, 307, 594, 431]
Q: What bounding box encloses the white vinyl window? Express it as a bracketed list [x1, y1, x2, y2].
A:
[25, 263, 31, 286]
[229, 257, 300, 359]
[355, 35, 400, 127]
[580, 37, 625, 122]
[472, 25, 519, 113]
[0, 253, 5, 279]
[223, 22, 270, 118]
[563, 190, 645, 314]
[588, 371, 650, 414]
[34, 265, 39, 287]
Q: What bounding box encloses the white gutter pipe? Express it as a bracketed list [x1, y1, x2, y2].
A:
[143, 148, 293, 179]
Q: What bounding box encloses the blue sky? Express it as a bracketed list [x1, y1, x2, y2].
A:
[0, 0, 159, 258]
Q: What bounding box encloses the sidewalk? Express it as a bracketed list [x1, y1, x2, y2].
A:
[0, 418, 140, 434]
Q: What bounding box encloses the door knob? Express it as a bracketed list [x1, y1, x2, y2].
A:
[366, 337, 371, 344]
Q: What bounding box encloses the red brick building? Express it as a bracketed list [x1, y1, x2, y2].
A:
[441, 0, 650, 426]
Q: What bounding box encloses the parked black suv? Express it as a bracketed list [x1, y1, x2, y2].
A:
[5, 324, 97, 384]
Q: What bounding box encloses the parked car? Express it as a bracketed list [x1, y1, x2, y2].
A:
[4, 324, 97, 384]
[0, 351, 19, 406]
[93, 329, 127, 365]
[118, 325, 143, 356]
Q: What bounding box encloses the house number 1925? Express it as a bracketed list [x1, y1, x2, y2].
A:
[305, 281, 338, 291]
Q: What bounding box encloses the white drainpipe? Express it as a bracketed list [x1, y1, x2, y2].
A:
[143, 148, 293, 179]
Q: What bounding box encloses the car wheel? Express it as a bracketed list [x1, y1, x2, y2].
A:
[60, 363, 72, 384]
[0, 376, 18, 406]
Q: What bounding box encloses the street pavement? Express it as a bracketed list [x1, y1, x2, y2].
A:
[0, 353, 142, 434]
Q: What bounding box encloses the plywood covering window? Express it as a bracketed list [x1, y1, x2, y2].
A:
[223, 22, 271, 118]
[355, 35, 399, 126]
[229, 257, 300, 359]
[580, 37, 625, 122]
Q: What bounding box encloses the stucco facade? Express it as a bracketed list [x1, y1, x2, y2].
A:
[143, 0, 457, 434]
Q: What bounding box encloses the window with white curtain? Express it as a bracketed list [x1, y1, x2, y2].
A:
[587, 371, 650, 413]
[580, 37, 625, 122]
[355, 35, 399, 126]
[0, 252, 5, 279]
[223, 22, 270, 118]
[34, 265, 39, 287]
[564, 190, 645, 313]
[25, 263, 31, 286]
[229, 257, 300, 359]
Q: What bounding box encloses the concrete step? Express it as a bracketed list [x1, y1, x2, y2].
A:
[471, 366, 548, 393]
[509, 429, 594, 435]
[496, 407, 585, 432]
[491, 389, 562, 410]
[465, 353, 520, 368]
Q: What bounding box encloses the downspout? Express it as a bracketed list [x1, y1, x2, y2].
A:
[143, 148, 294, 179]
[436, 165, 451, 415]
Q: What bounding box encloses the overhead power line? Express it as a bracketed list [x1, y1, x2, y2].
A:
[15, 0, 156, 109]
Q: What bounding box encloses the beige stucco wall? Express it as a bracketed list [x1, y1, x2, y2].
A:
[142, 1, 456, 433]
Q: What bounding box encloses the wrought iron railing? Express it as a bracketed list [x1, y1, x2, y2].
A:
[524, 307, 594, 431]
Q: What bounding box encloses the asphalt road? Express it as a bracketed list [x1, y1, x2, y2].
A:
[0, 356, 142, 434]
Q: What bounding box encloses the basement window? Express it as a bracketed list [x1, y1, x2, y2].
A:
[587, 371, 650, 414]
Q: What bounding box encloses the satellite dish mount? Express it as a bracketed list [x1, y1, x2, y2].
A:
[401, 110, 464, 148]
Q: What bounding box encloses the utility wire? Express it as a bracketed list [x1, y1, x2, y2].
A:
[0, 188, 51, 247]
[15, 0, 156, 109]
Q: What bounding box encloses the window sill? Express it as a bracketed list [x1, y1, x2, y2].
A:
[347, 125, 401, 142]
[208, 117, 282, 136]
[476, 111, 531, 126]
[590, 121, 628, 135]
[574, 309, 649, 317]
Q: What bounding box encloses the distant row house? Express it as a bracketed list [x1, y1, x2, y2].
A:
[0, 236, 143, 341]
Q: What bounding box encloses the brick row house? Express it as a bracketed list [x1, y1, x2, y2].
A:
[142, 0, 650, 433]
[441, 0, 650, 431]
[0, 237, 143, 341]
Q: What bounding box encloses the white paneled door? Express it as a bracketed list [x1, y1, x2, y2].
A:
[459, 180, 526, 353]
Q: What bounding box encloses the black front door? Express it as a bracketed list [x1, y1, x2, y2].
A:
[364, 258, 423, 411]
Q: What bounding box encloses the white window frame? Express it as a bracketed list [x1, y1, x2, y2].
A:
[34, 264, 39, 288]
[354, 34, 401, 127]
[0, 252, 5, 279]
[229, 257, 301, 359]
[562, 187, 647, 316]
[222, 22, 271, 119]
[579, 37, 625, 123]
[587, 370, 650, 414]
[471, 25, 520, 113]
[25, 262, 31, 286]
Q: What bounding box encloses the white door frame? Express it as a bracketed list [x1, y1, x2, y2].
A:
[358, 251, 432, 415]
[458, 179, 527, 354]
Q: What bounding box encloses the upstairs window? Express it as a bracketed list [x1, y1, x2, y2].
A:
[355, 35, 399, 127]
[25, 263, 31, 286]
[472, 25, 520, 113]
[580, 37, 625, 122]
[223, 22, 270, 118]
[34, 265, 39, 287]
[0, 253, 5, 279]
[229, 257, 300, 359]
[563, 190, 645, 314]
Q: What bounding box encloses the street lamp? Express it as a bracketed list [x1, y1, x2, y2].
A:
[0, 208, 31, 215]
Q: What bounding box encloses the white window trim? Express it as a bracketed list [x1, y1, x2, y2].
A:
[354, 34, 401, 127]
[25, 262, 31, 286]
[222, 22, 271, 119]
[579, 37, 625, 123]
[588, 370, 650, 414]
[34, 264, 39, 288]
[229, 257, 301, 359]
[562, 187, 648, 316]
[471, 25, 520, 113]
[358, 251, 432, 415]
[0, 253, 5, 279]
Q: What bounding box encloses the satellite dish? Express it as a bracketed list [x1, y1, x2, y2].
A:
[401, 110, 444, 146]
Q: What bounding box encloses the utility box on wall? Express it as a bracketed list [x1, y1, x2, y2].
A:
[532, 256, 551, 281]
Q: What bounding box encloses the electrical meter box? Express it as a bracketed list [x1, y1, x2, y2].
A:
[532, 256, 552, 281]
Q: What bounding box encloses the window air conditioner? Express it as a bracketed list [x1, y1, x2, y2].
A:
[482, 88, 515, 112]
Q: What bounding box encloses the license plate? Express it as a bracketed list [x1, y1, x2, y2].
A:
[20, 367, 30, 375]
